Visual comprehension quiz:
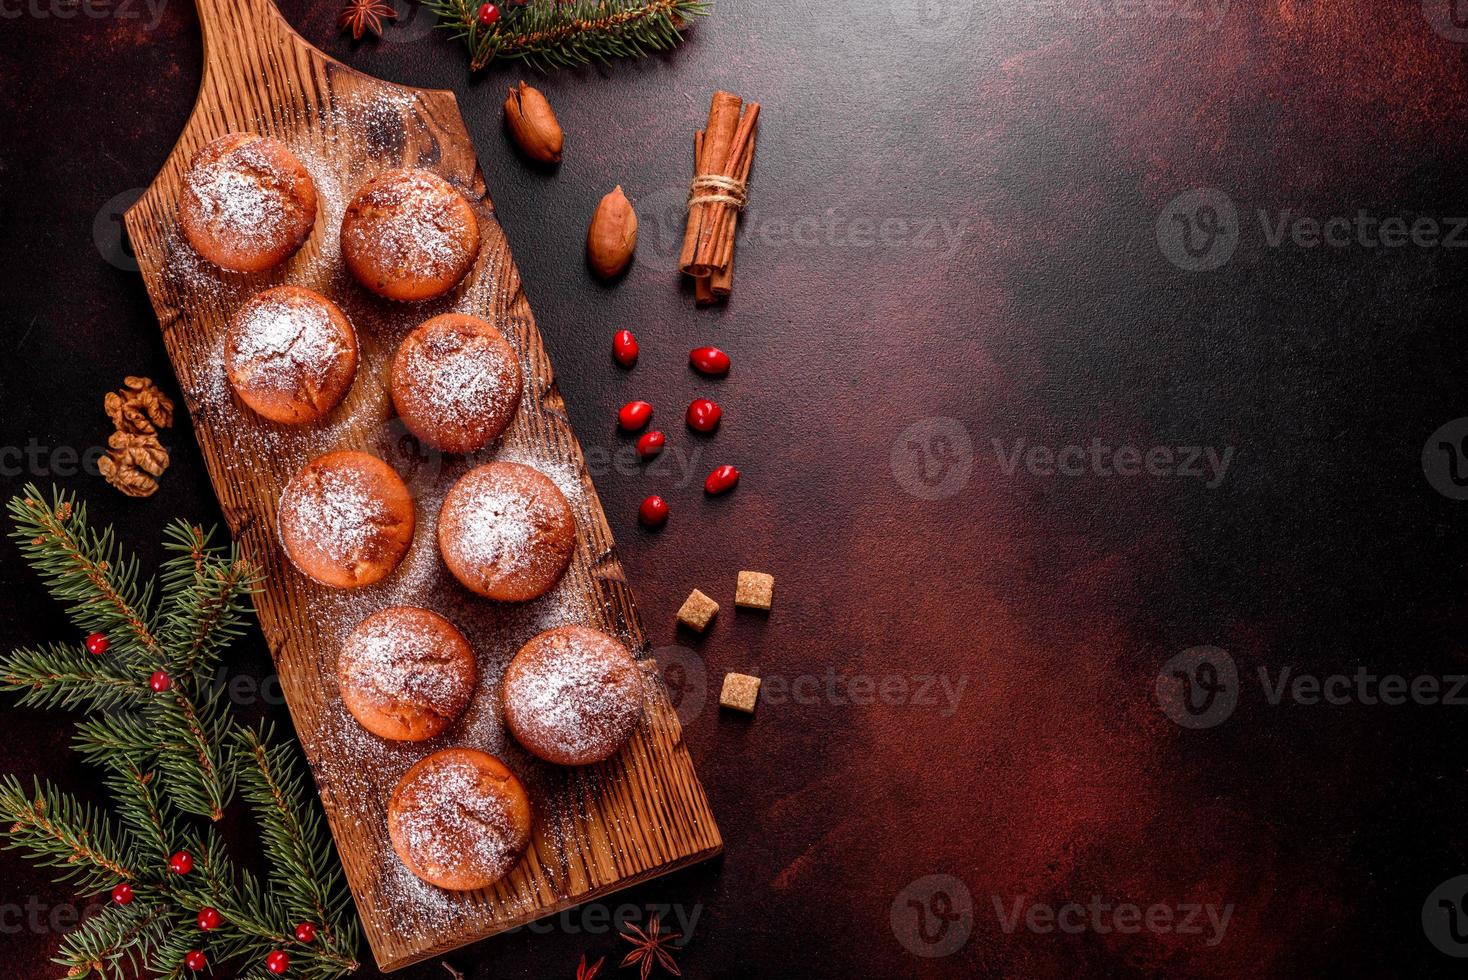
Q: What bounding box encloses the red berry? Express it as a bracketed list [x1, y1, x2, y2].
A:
[168, 850, 193, 875]
[689, 346, 730, 376]
[477, 2, 499, 26]
[686, 398, 722, 433]
[635, 430, 665, 460]
[639, 495, 669, 528]
[618, 400, 653, 431]
[111, 883, 134, 905]
[184, 950, 207, 971]
[294, 921, 318, 943]
[704, 465, 740, 495]
[85, 632, 109, 656]
[266, 950, 291, 974]
[150, 670, 171, 693]
[197, 906, 222, 930]
[613, 330, 639, 368]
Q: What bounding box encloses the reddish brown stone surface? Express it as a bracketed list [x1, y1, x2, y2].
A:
[5, 1, 1468, 976]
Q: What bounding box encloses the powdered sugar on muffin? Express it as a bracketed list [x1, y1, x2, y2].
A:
[391, 314, 522, 453]
[339, 607, 476, 740]
[278, 451, 414, 588]
[437, 462, 574, 601]
[388, 749, 531, 890]
[503, 626, 644, 766]
[226, 286, 357, 422]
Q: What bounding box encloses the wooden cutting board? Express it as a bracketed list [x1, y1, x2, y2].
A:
[122, 0, 721, 970]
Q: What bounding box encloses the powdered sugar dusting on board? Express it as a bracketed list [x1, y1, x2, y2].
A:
[158, 93, 652, 929]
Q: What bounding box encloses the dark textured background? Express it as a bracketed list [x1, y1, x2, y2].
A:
[6, 0, 1468, 976]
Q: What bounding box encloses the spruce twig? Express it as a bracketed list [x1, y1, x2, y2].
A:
[421, 0, 708, 72]
[0, 486, 359, 979]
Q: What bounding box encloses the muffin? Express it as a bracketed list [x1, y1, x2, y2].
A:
[437, 462, 575, 601]
[390, 313, 523, 454]
[388, 748, 532, 891]
[278, 451, 414, 589]
[340, 169, 480, 302]
[178, 132, 318, 272]
[225, 286, 358, 424]
[502, 625, 645, 766]
[338, 607, 476, 741]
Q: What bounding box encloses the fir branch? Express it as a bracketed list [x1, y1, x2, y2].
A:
[74, 713, 187, 768]
[148, 685, 235, 822]
[157, 521, 259, 680]
[0, 642, 148, 711]
[8, 486, 161, 665]
[3, 489, 361, 979]
[423, 0, 707, 72]
[52, 901, 171, 980]
[0, 776, 140, 893]
[101, 761, 177, 863]
[237, 725, 358, 957]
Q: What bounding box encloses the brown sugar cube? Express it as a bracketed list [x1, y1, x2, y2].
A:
[735, 570, 774, 611]
[720, 672, 761, 714]
[677, 589, 719, 632]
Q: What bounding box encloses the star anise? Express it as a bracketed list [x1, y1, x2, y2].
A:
[338, 0, 396, 40]
[618, 917, 681, 980]
[577, 953, 605, 980]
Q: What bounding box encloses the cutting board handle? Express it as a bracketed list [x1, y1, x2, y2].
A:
[192, 0, 330, 104]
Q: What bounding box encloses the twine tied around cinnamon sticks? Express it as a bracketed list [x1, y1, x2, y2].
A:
[681, 91, 759, 303]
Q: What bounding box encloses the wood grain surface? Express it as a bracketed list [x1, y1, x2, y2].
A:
[120, 0, 721, 969]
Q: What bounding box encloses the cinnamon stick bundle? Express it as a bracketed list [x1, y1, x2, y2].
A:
[682, 91, 758, 303]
